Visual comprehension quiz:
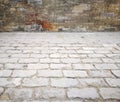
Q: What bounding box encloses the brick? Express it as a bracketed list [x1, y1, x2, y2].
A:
[105, 78, 120, 87]
[103, 44, 117, 47]
[35, 88, 65, 99]
[82, 58, 102, 63]
[5, 64, 26, 69]
[59, 50, 76, 53]
[73, 64, 95, 69]
[111, 49, 120, 54]
[23, 50, 40, 53]
[11, 54, 30, 58]
[0, 87, 4, 95]
[32, 46, 44, 49]
[69, 54, 87, 58]
[82, 47, 107, 50]
[63, 70, 88, 77]
[106, 54, 120, 58]
[50, 53, 67, 58]
[5, 88, 33, 100]
[88, 54, 105, 58]
[19, 58, 39, 63]
[114, 45, 120, 50]
[50, 64, 71, 69]
[82, 47, 100, 50]
[61, 58, 80, 63]
[50, 47, 65, 50]
[0, 70, 12, 77]
[88, 70, 113, 78]
[57, 44, 71, 47]
[78, 78, 108, 87]
[111, 70, 120, 77]
[0, 47, 15, 50]
[0, 78, 21, 87]
[74, 43, 86, 47]
[94, 50, 111, 54]
[51, 78, 78, 87]
[0, 54, 10, 58]
[6, 50, 22, 53]
[38, 70, 62, 77]
[28, 64, 49, 69]
[11, 44, 25, 47]
[22, 78, 49, 87]
[102, 58, 120, 63]
[76, 50, 94, 54]
[17, 47, 32, 50]
[30, 54, 48, 58]
[99, 88, 120, 99]
[67, 88, 99, 99]
[0, 58, 18, 63]
[41, 49, 58, 54]
[95, 64, 118, 69]
[12, 70, 36, 77]
[66, 46, 80, 50]
[40, 58, 60, 63]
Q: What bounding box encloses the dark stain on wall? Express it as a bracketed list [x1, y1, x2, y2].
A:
[0, 0, 120, 32]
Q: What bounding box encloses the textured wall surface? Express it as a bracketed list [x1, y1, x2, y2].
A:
[0, 0, 120, 32]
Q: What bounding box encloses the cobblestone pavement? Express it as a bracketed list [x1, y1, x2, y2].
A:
[0, 32, 120, 102]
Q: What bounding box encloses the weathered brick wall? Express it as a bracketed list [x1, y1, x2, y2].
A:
[0, 0, 120, 32]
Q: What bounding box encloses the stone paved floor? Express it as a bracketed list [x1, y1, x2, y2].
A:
[0, 32, 120, 102]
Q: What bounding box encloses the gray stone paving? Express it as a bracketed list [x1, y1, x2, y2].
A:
[0, 32, 120, 102]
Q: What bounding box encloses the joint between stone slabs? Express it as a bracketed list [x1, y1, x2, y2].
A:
[111, 70, 120, 78]
[3, 64, 5, 70]
[48, 63, 50, 70]
[96, 88, 104, 101]
[109, 70, 117, 78]
[19, 78, 24, 88]
[61, 70, 64, 78]
[103, 78, 111, 88]
[71, 64, 74, 70]
[0, 87, 5, 97]
[116, 64, 120, 68]
[10, 70, 14, 78]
